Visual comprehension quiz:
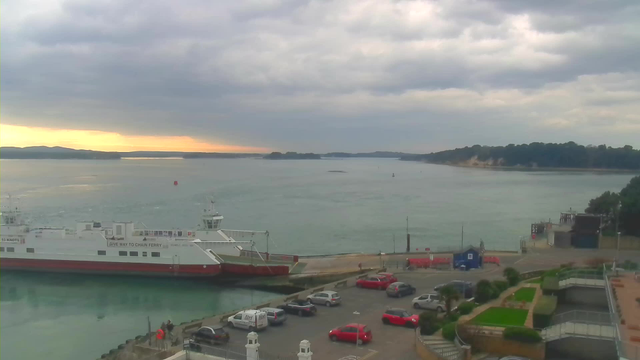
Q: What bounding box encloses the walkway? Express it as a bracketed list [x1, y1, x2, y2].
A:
[542, 322, 616, 341]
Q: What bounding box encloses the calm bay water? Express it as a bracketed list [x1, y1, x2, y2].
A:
[0, 158, 635, 360]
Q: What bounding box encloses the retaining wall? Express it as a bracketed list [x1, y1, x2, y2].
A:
[464, 334, 545, 360]
[599, 235, 640, 250]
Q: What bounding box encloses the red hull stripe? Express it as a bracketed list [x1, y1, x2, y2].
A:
[0, 258, 221, 276]
[221, 263, 290, 276]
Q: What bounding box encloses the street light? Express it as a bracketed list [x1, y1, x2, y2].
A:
[615, 200, 622, 264]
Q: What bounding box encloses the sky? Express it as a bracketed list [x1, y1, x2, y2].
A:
[1, 0, 640, 153]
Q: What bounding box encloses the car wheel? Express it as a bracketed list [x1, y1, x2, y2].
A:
[325, 301, 332, 307]
[382, 318, 390, 325]
[357, 339, 363, 345]
[298, 310, 304, 316]
[330, 335, 338, 342]
[437, 306, 444, 313]
[248, 326, 255, 332]
[228, 322, 235, 328]
[356, 283, 362, 288]
[413, 303, 420, 309]
[405, 321, 414, 328]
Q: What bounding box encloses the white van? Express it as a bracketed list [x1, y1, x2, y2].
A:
[227, 310, 268, 331]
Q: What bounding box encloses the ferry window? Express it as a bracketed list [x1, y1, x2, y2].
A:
[142, 251, 148, 257]
[119, 251, 127, 256]
[151, 252, 160, 257]
[129, 251, 138, 257]
[98, 250, 107, 256]
[8, 247, 15, 252]
[0, 247, 4, 252]
[27, 248, 35, 253]
[177, 231, 183, 237]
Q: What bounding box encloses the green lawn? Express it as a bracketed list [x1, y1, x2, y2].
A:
[472, 307, 529, 327]
[513, 288, 536, 302]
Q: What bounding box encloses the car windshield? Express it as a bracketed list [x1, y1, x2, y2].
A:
[401, 312, 411, 317]
[213, 328, 226, 334]
[332, 294, 339, 298]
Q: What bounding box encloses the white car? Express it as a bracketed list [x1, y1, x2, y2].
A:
[227, 310, 268, 331]
[306, 291, 342, 307]
[412, 293, 446, 312]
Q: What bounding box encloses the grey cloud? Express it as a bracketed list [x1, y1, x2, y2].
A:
[1, 0, 639, 152]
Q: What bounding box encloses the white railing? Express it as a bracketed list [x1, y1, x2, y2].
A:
[603, 266, 640, 360]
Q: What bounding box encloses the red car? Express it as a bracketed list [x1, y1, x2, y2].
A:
[382, 308, 419, 328]
[356, 275, 392, 290]
[378, 272, 398, 283]
[329, 323, 372, 345]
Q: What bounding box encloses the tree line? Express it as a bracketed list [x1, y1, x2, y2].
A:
[401, 142, 640, 170]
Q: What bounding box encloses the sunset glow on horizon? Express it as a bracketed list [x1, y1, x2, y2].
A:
[0, 124, 270, 153]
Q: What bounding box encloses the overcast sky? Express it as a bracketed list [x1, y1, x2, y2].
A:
[2, 0, 640, 153]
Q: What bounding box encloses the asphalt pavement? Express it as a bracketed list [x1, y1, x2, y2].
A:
[200, 248, 640, 360]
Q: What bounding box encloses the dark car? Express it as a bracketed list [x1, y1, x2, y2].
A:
[191, 326, 229, 348]
[385, 282, 416, 298]
[434, 280, 474, 298]
[277, 299, 317, 316]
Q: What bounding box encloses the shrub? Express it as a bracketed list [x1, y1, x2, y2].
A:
[541, 276, 559, 295]
[622, 260, 639, 270]
[492, 280, 509, 293]
[503, 327, 543, 343]
[532, 295, 557, 328]
[503, 267, 521, 286]
[475, 280, 498, 303]
[419, 311, 442, 335]
[445, 312, 460, 323]
[442, 322, 457, 341]
[457, 302, 476, 315]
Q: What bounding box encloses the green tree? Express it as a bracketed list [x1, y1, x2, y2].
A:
[438, 285, 460, 315]
[475, 279, 498, 303]
[503, 267, 521, 286]
[585, 191, 620, 231]
[620, 176, 640, 236]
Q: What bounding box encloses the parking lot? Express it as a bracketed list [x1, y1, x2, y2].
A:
[201, 268, 502, 360]
[196, 248, 640, 360]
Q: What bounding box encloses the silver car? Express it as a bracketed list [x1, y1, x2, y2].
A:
[306, 291, 342, 306]
[261, 307, 287, 325]
[412, 293, 446, 312]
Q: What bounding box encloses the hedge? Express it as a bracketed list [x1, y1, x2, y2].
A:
[475, 280, 498, 303]
[457, 302, 475, 315]
[442, 323, 456, 341]
[533, 295, 557, 328]
[492, 280, 509, 293]
[419, 311, 442, 335]
[541, 276, 559, 295]
[503, 327, 543, 343]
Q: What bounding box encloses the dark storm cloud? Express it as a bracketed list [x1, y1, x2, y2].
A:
[1, 0, 639, 152]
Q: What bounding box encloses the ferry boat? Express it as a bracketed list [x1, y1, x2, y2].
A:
[0, 198, 292, 277]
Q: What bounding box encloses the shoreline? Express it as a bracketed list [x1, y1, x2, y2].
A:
[420, 162, 640, 173]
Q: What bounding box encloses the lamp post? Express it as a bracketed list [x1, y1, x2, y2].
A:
[615, 201, 621, 264]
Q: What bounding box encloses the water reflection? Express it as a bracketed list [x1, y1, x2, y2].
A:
[0, 271, 280, 360]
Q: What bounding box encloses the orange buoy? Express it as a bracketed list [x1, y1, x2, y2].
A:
[174, 181, 178, 186]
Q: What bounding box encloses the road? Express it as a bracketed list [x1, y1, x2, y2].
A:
[200, 248, 640, 360]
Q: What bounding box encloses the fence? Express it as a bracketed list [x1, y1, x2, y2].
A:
[552, 310, 611, 326]
[604, 266, 640, 360]
[187, 341, 298, 360]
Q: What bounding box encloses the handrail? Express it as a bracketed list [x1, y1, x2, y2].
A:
[552, 310, 612, 325]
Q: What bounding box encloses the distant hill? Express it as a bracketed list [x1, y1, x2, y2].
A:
[0, 146, 120, 159]
[401, 142, 640, 170]
[263, 152, 322, 160]
[183, 152, 263, 159]
[324, 151, 414, 158]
